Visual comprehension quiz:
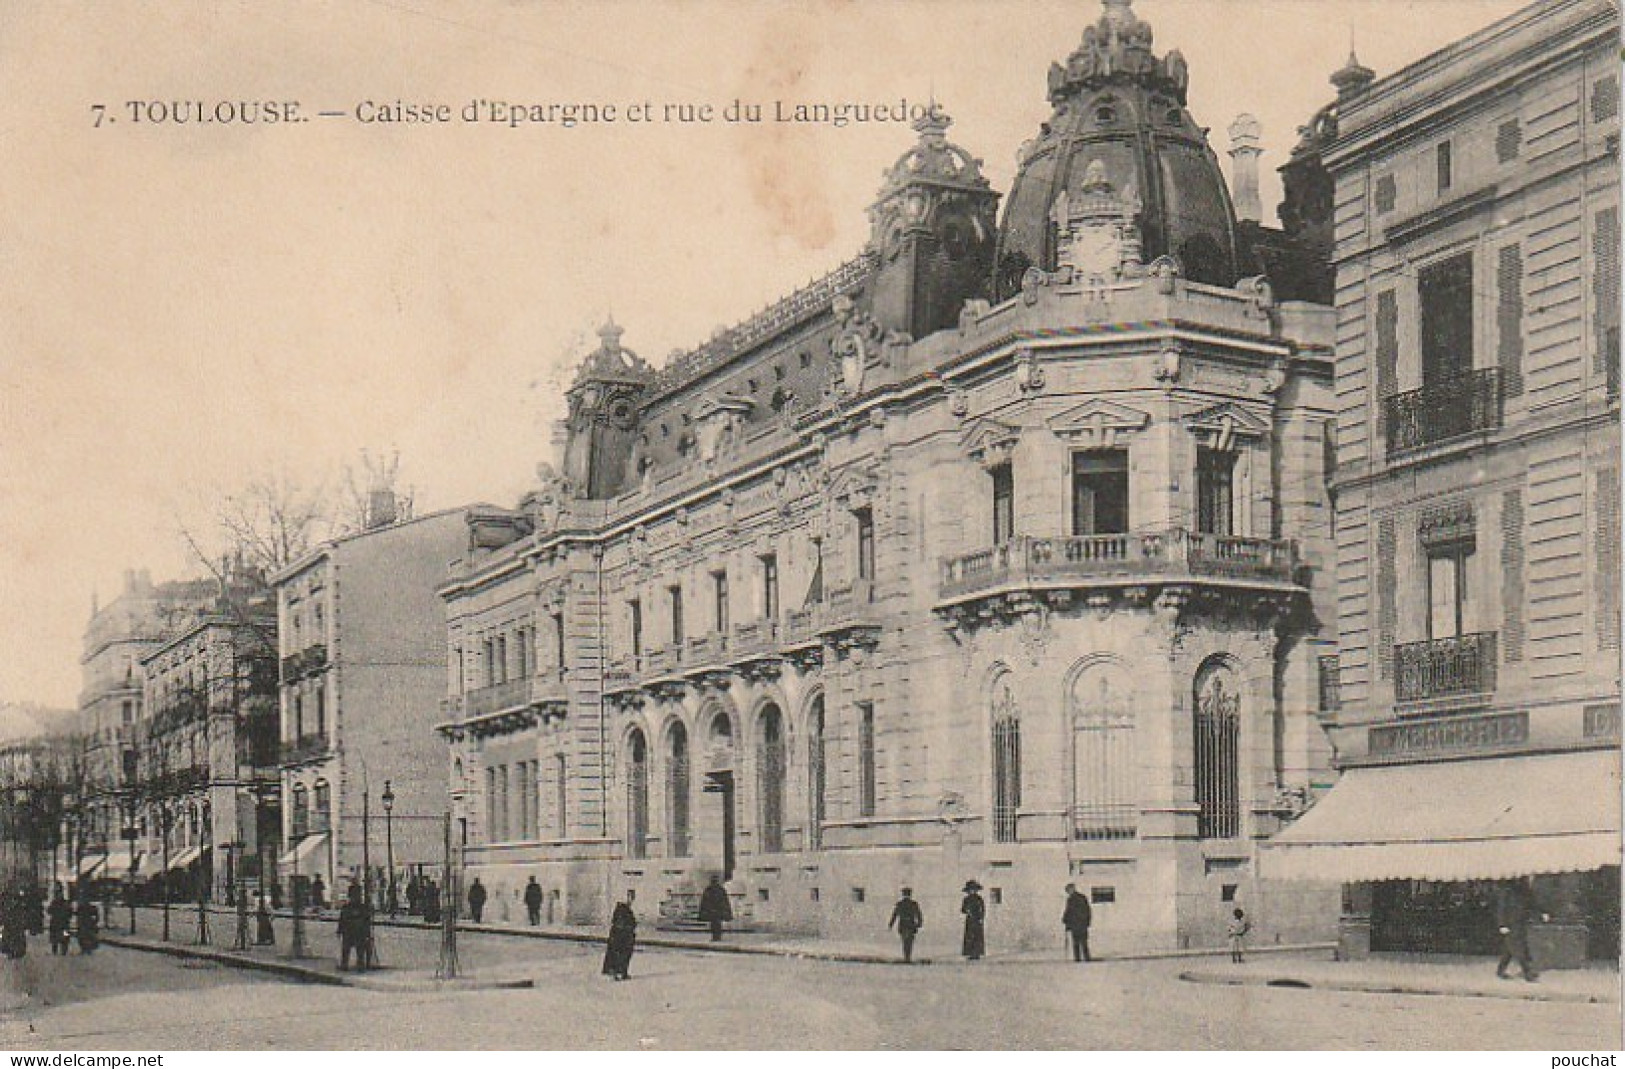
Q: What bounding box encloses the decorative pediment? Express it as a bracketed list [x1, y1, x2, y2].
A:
[960, 417, 1022, 469]
[694, 394, 754, 464]
[1183, 401, 1271, 450]
[1419, 499, 1476, 547]
[1046, 399, 1150, 448]
[825, 462, 882, 510]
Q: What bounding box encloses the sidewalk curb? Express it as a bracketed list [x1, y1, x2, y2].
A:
[1178, 968, 1619, 1005]
[100, 934, 350, 986]
[131, 907, 1334, 969]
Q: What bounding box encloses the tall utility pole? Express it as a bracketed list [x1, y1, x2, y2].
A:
[435, 811, 459, 981]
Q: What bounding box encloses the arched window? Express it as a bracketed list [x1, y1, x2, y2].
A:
[1071, 663, 1136, 840]
[1194, 662, 1242, 839]
[806, 696, 825, 850]
[991, 676, 1022, 843]
[756, 704, 785, 854]
[291, 784, 309, 838]
[667, 722, 691, 858]
[312, 779, 331, 834]
[626, 729, 649, 859]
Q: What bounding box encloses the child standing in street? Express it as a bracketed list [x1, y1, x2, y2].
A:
[1227, 907, 1251, 963]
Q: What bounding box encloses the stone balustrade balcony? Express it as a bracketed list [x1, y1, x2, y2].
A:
[939, 529, 1300, 604]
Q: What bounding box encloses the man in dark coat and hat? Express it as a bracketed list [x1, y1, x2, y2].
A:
[524, 876, 544, 926]
[337, 882, 371, 971]
[1062, 883, 1093, 962]
[47, 888, 72, 956]
[601, 889, 637, 980]
[960, 880, 986, 960]
[888, 888, 924, 963]
[1496, 877, 1546, 982]
[0, 889, 27, 959]
[466, 877, 487, 923]
[698, 874, 732, 943]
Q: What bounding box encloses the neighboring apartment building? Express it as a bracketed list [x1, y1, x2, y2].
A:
[440, 0, 1341, 951]
[136, 601, 279, 902]
[274, 502, 475, 900]
[76, 569, 221, 887]
[1268, 0, 1621, 966]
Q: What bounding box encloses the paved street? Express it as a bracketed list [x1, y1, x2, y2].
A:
[0, 925, 1617, 1050]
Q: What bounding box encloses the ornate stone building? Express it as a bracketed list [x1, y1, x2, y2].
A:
[1267, 0, 1622, 966]
[441, 0, 1339, 950]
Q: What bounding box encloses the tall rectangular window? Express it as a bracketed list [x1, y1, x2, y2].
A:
[483, 638, 496, 686]
[1196, 449, 1236, 536]
[855, 508, 875, 593]
[551, 612, 566, 672]
[314, 683, 326, 736]
[1420, 253, 1474, 384]
[554, 754, 568, 838]
[496, 635, 508, 683]
[713, 571, 730, 633]
[761, 554, 779, 620]
[1428, 543, 1474, 640]
[515, 626, 530, 679]
[628, 598, 643, 659]
[1072, 450, 1130, 535]
[669, 585, 685, 646]
[857, 703, 876, 818]
[1436, 140, 1453, 193]
[992, 463, 1015, 544]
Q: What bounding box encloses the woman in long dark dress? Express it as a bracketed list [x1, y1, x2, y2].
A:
[74, 896, 100, 954]
[601, 890, 637, 980]
[960, 880, 986, 961]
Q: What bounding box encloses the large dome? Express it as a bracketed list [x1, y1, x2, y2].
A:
[993, 0, 1245, 297]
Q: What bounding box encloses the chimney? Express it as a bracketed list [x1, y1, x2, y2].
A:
[1228, 114, 1264, 224]
[366, 487, 398, 530]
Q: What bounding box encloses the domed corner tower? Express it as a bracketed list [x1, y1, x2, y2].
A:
[560, 318, 653, 500]
[993, 0, 1245, 299]
[866, 106, 1001, 341]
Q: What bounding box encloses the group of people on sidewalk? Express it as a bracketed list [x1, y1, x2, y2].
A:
[0, 884, 99, 959]
[594, 876, 1249, 977]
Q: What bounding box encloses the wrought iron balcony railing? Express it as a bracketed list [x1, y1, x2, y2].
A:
[940, 530, 1299, 601]
[280, 644, 329, 683]
[1071, 804, 1138, 842]
[1395, 632, 1498, 704]
[1318, 654, 1341, 714]
[280, 732, 331, 766]
[1383, 368, 1503, 459]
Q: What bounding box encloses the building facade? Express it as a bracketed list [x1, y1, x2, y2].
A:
[1267, 0, 1622, 966]
[136, 605, 279, 902]
[76, 569, 224, 890]
[441, 0, 1342, 951]
[275, 506, 475, 901]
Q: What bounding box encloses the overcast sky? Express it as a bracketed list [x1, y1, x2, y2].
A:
[0, 0, 1529, 709]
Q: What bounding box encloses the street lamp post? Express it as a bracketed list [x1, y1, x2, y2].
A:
[381, 781, 395, 918]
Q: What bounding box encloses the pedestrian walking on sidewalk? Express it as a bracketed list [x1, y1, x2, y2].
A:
[960, 880, 986, 961]
[337, 883, 370, 971]
[422, 878, 442, 925]
[255, 892, 276, 946]
[1496, 877, 1545, 982]
[47, 890, 72, 956]
[888, 888, 923, 963]
[601, 889, 637, 980]
[1227, 907, 1251, 964]
[74, 895, 99, 955]
[467, 877, 487, 924]
[698, 874, 732, 943]
[1062, 884, 1093, 962]
[311, 875, 327, 911]
[524, 877, 543, 926]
